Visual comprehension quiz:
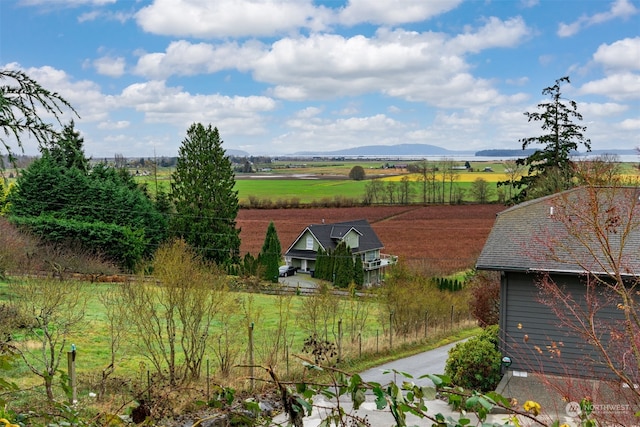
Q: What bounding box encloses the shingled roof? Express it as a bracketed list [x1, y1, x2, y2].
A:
[476, 186, 640, 276]
[285, 218, 383, 258]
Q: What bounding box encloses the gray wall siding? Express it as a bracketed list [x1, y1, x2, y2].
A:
[501, 272, 624, 378]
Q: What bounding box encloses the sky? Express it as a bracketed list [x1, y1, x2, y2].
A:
[1, 0, 639, 158]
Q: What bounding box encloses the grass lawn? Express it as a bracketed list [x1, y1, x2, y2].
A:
[0, 277, 475, 395]
[0, 280, 386, 383]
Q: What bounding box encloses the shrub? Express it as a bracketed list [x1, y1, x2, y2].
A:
[0, 217, 34, 277]
[468, 270, 500, 326]
[444, 326, 502, 392]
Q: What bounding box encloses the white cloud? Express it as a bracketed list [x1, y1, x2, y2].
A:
[338, 0, 463, 26]
[93, 56, 126, 77]
[131, 17, 530, 110]
[592, 37, 640, 71]
[579, 73, 640, 101]
[78, 10, 133, 23]
[134, 40, 265, 79]
[18, 63, 115, 122]
[295, 107, 323, 118]
[118, 80, 277, 135]
[275, 113, 405, 152]
[506, 77, 529, 86]
[578, 102, 628, 117]
[135, 0, 328, 38]
[447, 16, 531, 53]
[557, 0, 638, 37]
[253, 21, 529, 107]
[97, 120, 130, 130]
[619, 117, 640, 131]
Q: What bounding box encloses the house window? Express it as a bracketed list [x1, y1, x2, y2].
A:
[306, 236, 313, 250]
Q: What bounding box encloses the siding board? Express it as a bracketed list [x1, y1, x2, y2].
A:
[501, 272, 625, 378]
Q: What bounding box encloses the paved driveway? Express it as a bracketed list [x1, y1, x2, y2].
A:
[269, 339, 516, 427]
[279, 272, 317, 290]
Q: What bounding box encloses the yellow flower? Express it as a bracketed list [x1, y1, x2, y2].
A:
[559, 424, 570, 427]
[0, 418, 20, 427]
[523, 400, 541, 416]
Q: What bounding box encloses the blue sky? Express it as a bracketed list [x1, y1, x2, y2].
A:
[1, 0, 639, 158]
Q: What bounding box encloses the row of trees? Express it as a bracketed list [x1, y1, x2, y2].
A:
[362, 174, 499, 205]
[1, 70, 248, 273]
[313, 241, 364, 288]
[2, 120, 246, 272]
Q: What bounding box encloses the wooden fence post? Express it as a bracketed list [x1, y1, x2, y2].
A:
[337, 319, 342, 363]
[389, 311, 394, 349]
[67, 345, 77, 404]
[249, 322, 254, 391]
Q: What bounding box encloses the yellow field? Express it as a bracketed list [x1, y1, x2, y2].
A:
[383, 171, 509, 183]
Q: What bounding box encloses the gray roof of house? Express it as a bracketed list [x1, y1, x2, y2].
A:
[285, 219, 383, 259]
[476, 186, 640, 276]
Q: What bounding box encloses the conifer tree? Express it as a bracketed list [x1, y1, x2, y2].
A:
[42, 120, 89, 172]
[510, 76, 591, 201]
[353, 256, 364, 288]
[0, 69, 78, 168]
[171, 124, 240, 265]
[315, 248, 328, 280]
[333, 241, 353, 288]
[258, 221, 282, 282]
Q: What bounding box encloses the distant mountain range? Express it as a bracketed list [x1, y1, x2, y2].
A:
[289, 144, 637, 158]
[293, 143, 469, 157]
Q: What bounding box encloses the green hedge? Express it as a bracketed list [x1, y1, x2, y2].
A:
[11, 215, 146, 271]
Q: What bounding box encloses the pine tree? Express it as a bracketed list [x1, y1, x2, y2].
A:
[42, 120, 89, 172]
[0, 69, 78, 169]
[353, 256, 364, 288]
[258, 221, 282, 282]
[171, 124, 240, 265]
[333, 241, 353, 288]
[315, 248, 328, 280]
[511, 76, 591, 201]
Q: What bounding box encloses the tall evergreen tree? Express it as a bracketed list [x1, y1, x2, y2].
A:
[42, 120, 89, 172]
[353, 256, 364, 288]
[510, 76, 591, 201]
[315, 247, 328, 280]
[171, 124, 240, 265]
[333, 241, 353, 288]
[258, 221, 282, 282]
[7, 155, 167, 270]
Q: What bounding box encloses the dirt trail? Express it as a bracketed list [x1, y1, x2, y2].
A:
[369, 205, 422, 223]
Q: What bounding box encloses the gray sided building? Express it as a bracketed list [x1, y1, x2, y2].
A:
[284, 218, 396, 286]
[476, 186, 639, 381]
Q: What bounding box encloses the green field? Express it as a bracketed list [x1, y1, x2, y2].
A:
[0, 280, 385, 384]
[131, 159, 639, 205]
[235, 178, 368, 203]
[0, 276, 475, 395]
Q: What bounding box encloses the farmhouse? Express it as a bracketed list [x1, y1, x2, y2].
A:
[476, 186, 639, 384]
[284, 219, 396, 285]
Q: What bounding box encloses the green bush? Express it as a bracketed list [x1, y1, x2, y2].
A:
[444, 326, 502, 392]
[11, 215, 146, 271]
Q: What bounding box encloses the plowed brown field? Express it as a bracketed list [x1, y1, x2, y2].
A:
[237, 204, 505, 274]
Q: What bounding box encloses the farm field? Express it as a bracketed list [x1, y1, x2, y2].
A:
[135, 159, 639, 205]
[235, 176, 368, 203]
[237, 204, 505, 274]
